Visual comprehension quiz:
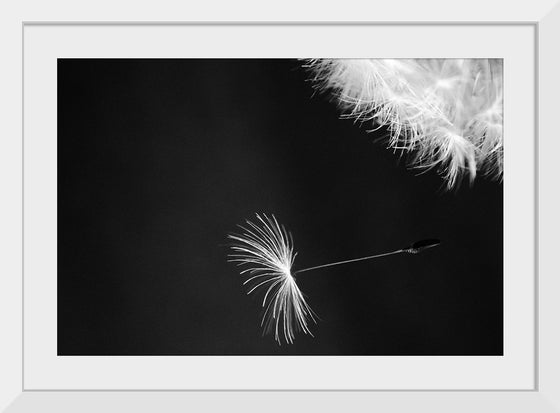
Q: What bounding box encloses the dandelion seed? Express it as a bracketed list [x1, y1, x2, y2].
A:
[304, 58, 503, 189]
[228, 214, 441, 345]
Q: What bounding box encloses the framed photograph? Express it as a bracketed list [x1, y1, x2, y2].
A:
[2, 0, 558, 411]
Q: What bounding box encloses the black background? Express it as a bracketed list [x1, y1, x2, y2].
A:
[58, 59, 503, 355]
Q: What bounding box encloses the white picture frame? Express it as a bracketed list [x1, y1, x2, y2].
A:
[2, 0, 559, 411]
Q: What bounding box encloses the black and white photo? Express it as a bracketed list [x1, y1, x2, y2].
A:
[57, 58, 503, 355]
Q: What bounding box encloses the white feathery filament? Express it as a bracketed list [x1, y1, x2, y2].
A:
[305, 59, 503, 189]
[228, 214, 316, 345]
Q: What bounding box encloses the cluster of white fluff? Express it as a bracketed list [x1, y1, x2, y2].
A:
[228, 214, 316, 345]
[305, 59, 503, 189]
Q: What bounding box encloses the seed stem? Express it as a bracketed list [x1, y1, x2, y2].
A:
[294, 249, 404, 275]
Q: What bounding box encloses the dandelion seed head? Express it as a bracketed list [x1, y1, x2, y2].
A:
[305, 58, 503, 189]
[228, 213, 316, 345]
